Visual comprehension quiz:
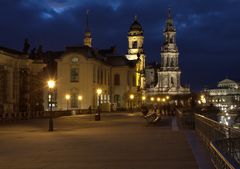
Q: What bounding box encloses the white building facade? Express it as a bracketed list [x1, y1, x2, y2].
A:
[147, 9, 190, 96]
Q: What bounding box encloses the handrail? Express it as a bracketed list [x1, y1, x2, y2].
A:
[195, 113, 240, 169]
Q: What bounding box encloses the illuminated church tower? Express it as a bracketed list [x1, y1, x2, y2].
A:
[84, 10, 92, 47]
[148, 9, 190, 95]
[126, 16, 146, 89]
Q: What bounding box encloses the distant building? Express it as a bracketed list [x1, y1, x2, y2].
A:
[204, 78, 240, 111]
[147, 9, 190, 96]
[0, 46, 45, 116]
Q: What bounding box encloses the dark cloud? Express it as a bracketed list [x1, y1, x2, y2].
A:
[0, 0, 240, 91]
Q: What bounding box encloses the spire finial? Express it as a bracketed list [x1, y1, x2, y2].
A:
[168, 7, 171, 18]
[134, 15, 138, 21]
[86, 9, 90, 32]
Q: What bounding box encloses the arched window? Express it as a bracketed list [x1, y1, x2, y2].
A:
[171, 77, 174, 86]
[132, 41, 138, 48]
[114, 74, 120, 86]
[100, 69, 103, 84]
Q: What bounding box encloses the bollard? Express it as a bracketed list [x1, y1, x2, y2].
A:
[95, 113, 101, 121]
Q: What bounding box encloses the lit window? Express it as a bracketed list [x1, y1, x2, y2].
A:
[70, 68, 79, 82]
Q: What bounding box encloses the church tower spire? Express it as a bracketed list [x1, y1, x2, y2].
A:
[152, 9, 190, 95]
[125, 16, 146, 89]
[84, 10, 92, 47]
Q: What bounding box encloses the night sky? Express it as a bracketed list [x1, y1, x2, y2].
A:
[0, 0, 240, 91]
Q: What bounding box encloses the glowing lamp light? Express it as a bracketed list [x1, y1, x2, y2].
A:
[142, 96, 146, 101]
[65, 94, 70, 100]
[150, 97, 154, 101]
[96, 88, 102, 95]
[47, 80, 55, 89]
[162, 98, 166, 102]
[78, 95, 82, 101]
[166, 96, 170, 100]
[157, 98, 161, 102]
[129, 94, 134, 100]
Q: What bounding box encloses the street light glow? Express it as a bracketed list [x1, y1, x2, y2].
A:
[162, 98, 166, 102]
[78, 95, 82, 101]
[157, 97, 161, 102]
[65, 94, 70, 100]
[96, 88, 102, 95]
[166, 96, 170, 100]
[150, 97, 154, 101]
[129, 94, 134, 100]
[47, 80, 55, 89]
[142, 96, 146, 101]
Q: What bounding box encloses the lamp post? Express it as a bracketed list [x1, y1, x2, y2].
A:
[96, 88, 102, 121]
[47, 79, 55, 132]
[129, 94, 134, 112]
[65, 94, 70, 110]
[78, 95, 82, 110]
[141, 96, 146, 106]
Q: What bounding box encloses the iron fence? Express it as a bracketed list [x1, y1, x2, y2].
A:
[195, 114, 240, 169]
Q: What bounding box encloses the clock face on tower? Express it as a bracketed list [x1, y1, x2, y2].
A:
[72, 57, 79, 63]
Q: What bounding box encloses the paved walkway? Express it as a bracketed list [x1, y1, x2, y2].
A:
[0, 113, 199, 169]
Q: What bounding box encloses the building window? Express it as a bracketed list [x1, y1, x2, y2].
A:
[71, 93, 78, 108]
[70, 68, 79, 82]
[93, 65, 96, 83]
[127, 71, 130, 86]
[132, 75, 136, 87]
[101, 69, 103, 84]
[132, 41, 138, 49]
[104, 69, 107, 85]
[114, 74, 120, 86]
[97, 67, 100, 84]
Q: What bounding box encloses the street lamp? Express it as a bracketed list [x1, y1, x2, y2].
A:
[129, 94, 134, 112]
[166, 96, 170, 100]
[65, 94, 70, 110]
[150, 97, 155, 102]
[47, 79, 55, 132]
[157, 97, 161, 102]
[96, 88, 102, 121]
[142, 96, 146, 106]
[78, 95, 82, 109]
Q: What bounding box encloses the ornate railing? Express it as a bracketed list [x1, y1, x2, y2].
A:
[195, 114, 240, 169]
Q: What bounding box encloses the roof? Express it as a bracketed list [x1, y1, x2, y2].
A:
[0, 46, 25, 56]
[106, 55, 137, 67]
[218, 79, 237, 85]
[130, 20, 143, 31]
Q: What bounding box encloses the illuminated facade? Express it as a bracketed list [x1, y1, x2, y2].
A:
[204, 78, 240, 111]
[55, 47, 137, 110]
[147, 9, 190, 95]
[125, 16, 146, 90]
[0, 47, 45, 116]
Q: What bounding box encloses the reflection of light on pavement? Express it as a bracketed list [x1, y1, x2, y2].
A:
[127, 113, 136, 117]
